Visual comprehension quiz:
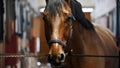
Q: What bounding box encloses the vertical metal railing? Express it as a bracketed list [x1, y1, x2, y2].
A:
[116, 0, 120, 46]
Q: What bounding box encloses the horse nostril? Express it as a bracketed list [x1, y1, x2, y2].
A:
[59, 54, 64, 60]
[48, 54, 52, 62]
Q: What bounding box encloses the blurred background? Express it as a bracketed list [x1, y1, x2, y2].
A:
[0, 0, 120, 68]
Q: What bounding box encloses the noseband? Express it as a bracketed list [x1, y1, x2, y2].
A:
[48, 39, 66, 48]
[48, 25, 73, 48]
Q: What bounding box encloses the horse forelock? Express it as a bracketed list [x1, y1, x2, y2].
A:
[45, 0, 65, 16]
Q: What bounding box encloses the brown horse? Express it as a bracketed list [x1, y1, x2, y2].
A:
[41, 0, 119, 68]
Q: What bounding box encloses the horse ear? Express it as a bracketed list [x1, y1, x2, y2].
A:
[65, 0, 70, 4]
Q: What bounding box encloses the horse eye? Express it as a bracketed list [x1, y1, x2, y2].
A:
[66, 16, 72, 22]
[65, 15, 75, 22]
[43, 16, 46, 21]
[43, 16, 48, 23]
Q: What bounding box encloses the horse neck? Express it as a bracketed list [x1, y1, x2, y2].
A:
[69, 22, 96, 54]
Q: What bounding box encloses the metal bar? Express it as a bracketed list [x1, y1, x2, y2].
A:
[69, 54, 119, 58]
[0, 53, 119, 58]
[116, 0, 120, 45]
[0, 53, 48, 57]
[0, 0, 4, 42]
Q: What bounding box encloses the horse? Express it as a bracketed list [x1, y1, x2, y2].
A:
[41, 0, 119, 68]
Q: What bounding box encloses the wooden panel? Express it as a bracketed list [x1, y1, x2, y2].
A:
[32, 17, 41, 37]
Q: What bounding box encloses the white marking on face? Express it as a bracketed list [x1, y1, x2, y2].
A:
[55, 43, 59, 48]
[53, 14, 60, 39]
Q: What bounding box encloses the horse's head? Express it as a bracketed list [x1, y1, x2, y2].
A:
[42, 0, 75, 66]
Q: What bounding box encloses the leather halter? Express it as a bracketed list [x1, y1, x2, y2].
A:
[48, 21, 73, 48]
[48, 39, 66, 48]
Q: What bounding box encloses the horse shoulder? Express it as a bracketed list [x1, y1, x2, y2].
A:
[93, 23, 118, 54]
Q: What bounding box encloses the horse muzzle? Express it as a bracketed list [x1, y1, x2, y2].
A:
[48, 53, 66, 66]
[47, 39, 67, 66]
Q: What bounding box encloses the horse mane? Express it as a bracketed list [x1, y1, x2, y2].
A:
[70, 0, 94, 30]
